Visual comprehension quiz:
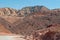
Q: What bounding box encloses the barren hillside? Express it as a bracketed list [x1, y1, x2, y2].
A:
[0, 6, 60, 40]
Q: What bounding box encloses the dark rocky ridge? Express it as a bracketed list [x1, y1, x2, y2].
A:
[0, 6, 49, 16]
[18, 6, 49, 16]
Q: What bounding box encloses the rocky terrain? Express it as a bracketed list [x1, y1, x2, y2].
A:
[0, 6, 60, 40]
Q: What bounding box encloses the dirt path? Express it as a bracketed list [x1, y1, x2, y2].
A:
[0, 35, 26, 40]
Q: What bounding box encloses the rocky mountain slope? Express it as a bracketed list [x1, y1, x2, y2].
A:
[0, 6, 60, 37]
[32, 24, 60, 40]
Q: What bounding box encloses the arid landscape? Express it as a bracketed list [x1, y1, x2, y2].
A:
[0, 6, 60, 40]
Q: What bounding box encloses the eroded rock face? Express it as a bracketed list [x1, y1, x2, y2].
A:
[0, 8, 18, 16]
[32, 26, 60, 40]
[18, 6, 49, 16]
[0, 6, 49, 17]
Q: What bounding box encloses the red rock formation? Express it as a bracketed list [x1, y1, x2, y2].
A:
[32, 25, 60, 40]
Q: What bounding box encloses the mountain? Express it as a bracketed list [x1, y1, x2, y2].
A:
[0, 6, 60, 39]
[0, 8, 18, 16]
[18, 6, 49, 16]
[0, 6, 49, 17]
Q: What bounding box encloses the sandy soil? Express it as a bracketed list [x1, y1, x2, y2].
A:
[0, 35, 26, 40]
